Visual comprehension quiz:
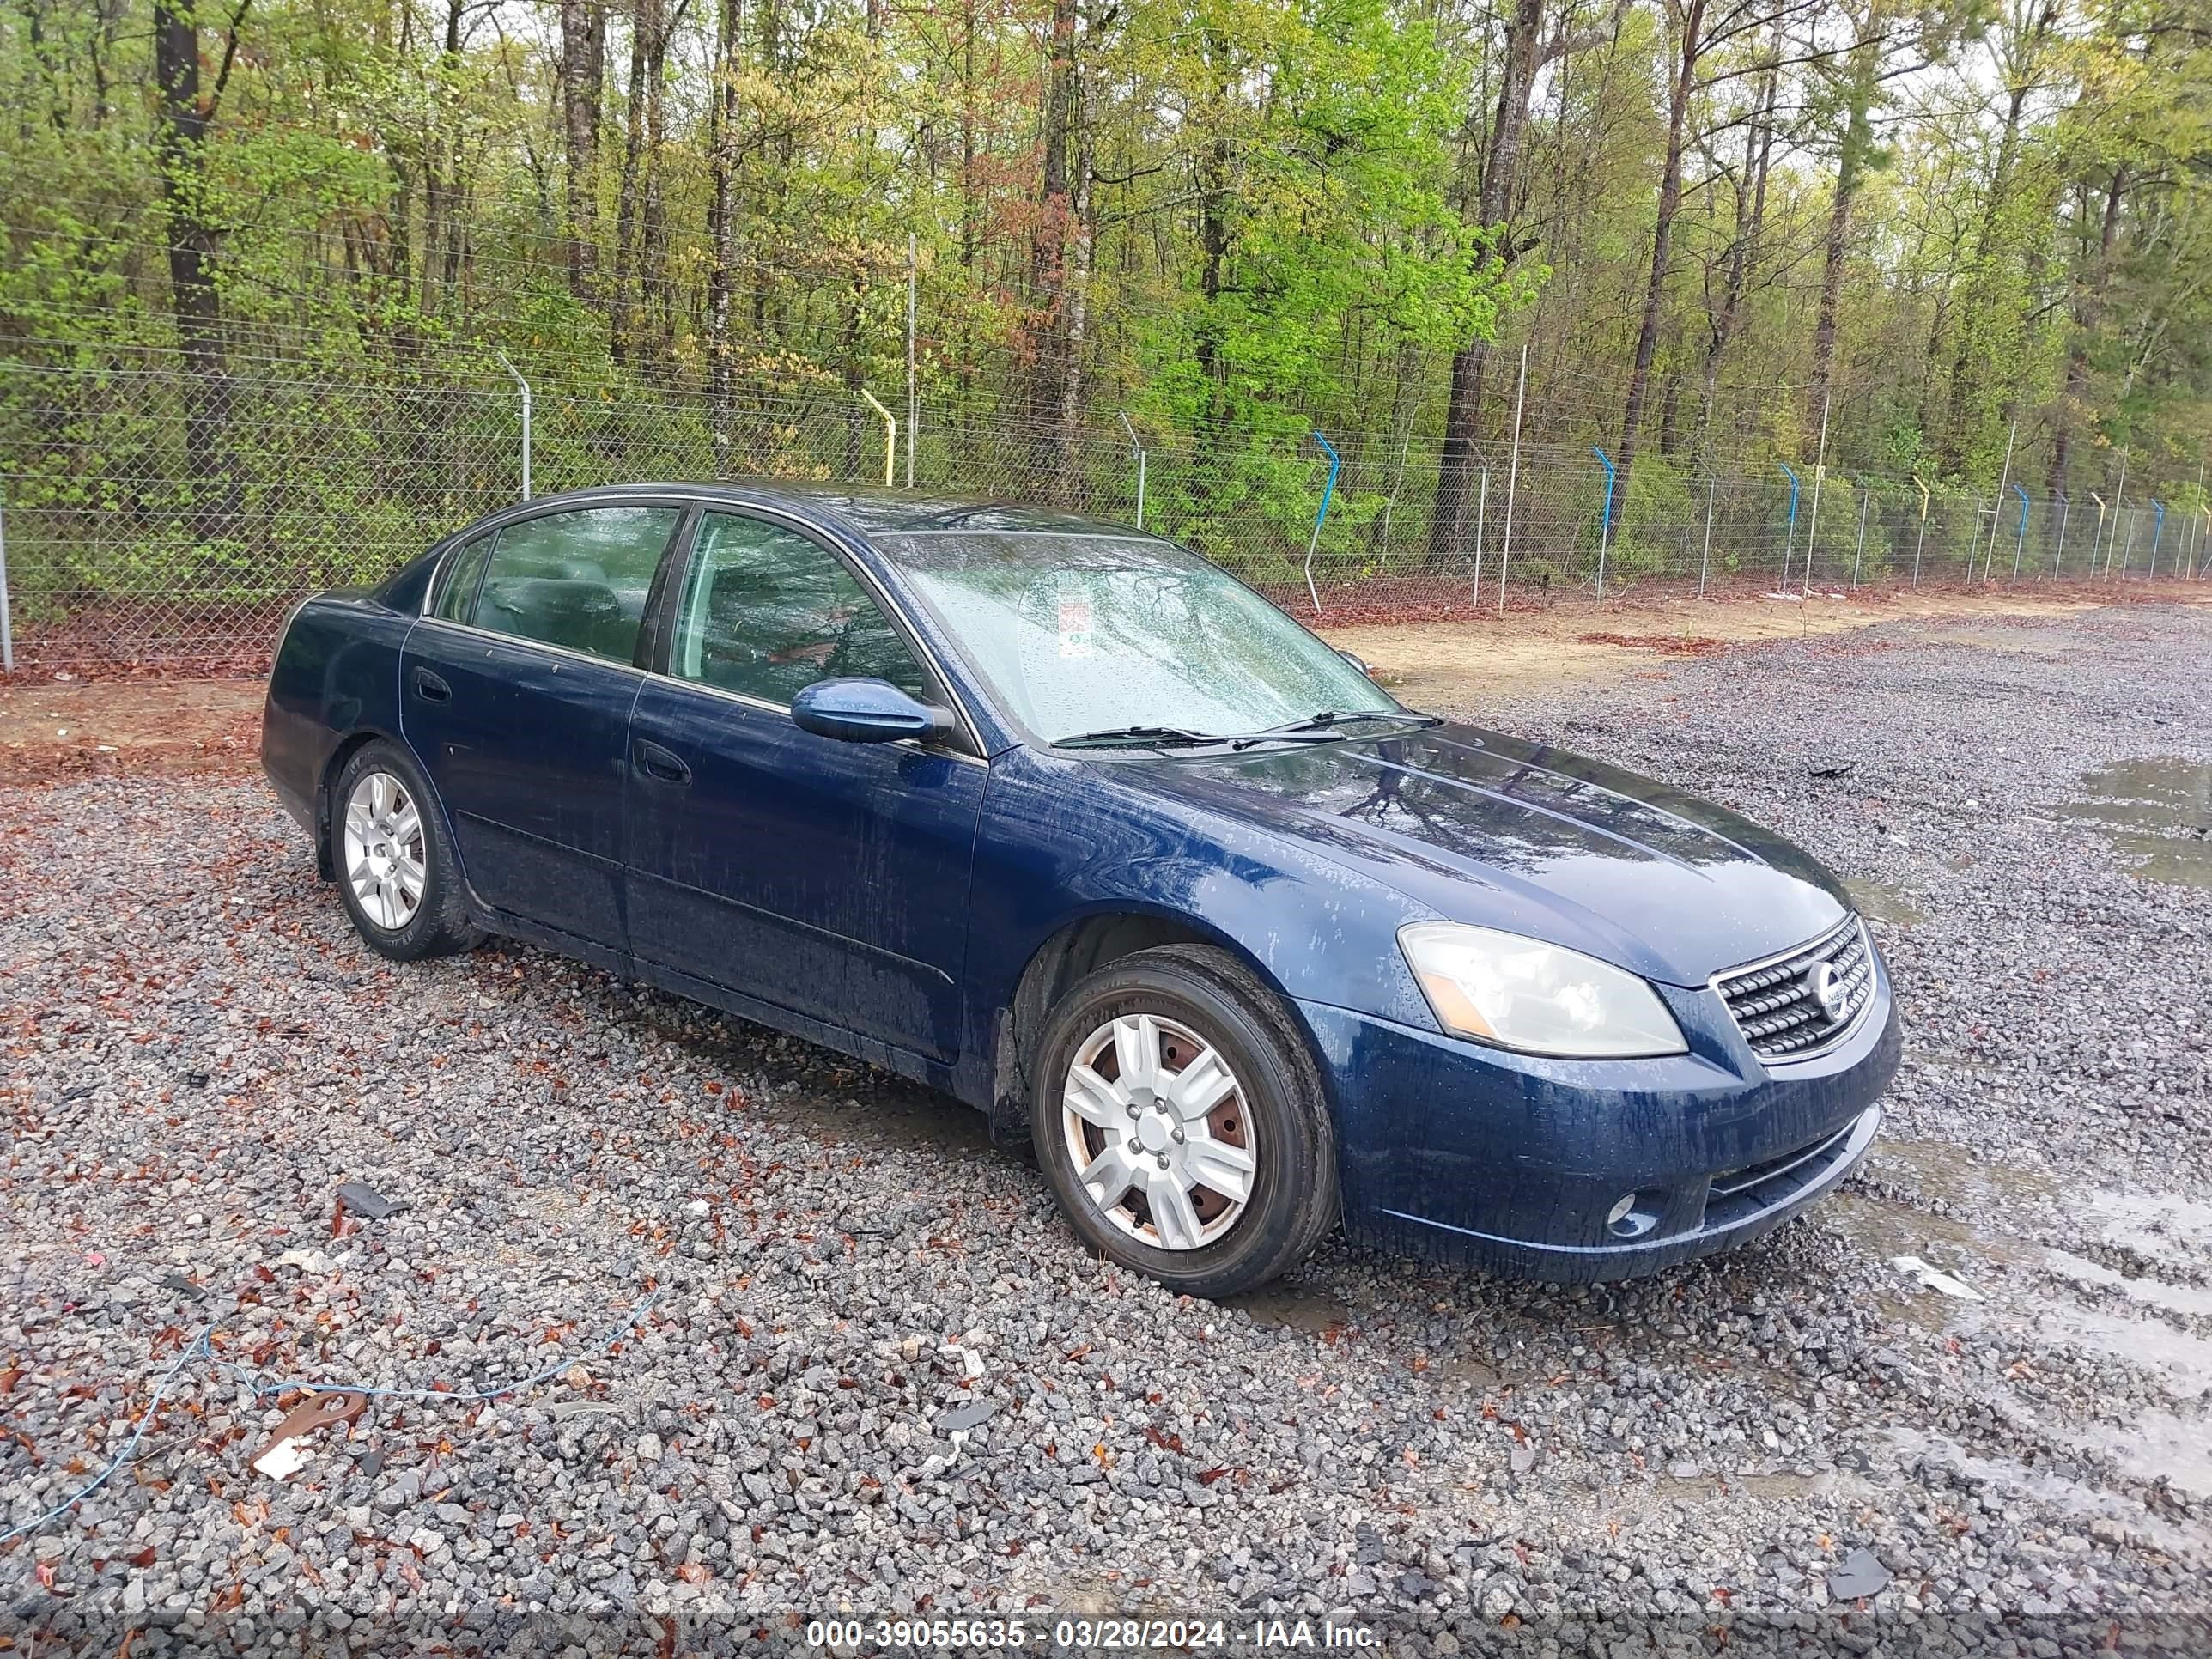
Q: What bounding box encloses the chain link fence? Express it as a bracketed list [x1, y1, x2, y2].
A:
[3, 348, 2206, 671]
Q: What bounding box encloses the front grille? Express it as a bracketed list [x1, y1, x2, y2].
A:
[1713, 916, 1875, 1061]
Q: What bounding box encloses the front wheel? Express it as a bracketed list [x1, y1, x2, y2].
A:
[330, 740, 482, 961]
[1030, 945, 1338, 1298]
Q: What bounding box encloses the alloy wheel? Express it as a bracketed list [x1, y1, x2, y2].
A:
[343, 770, 427, 931]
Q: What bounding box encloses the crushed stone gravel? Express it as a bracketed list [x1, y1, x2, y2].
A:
[2, 599, 2207, 1654]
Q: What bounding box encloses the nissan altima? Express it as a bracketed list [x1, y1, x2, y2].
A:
[262, 485, 1900, 1297]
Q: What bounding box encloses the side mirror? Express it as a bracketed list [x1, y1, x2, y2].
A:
[791, 677, 955, 744]
[1336, 647, 1372, 678]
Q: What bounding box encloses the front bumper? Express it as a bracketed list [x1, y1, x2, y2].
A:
[1297, 957, 1901, 1281]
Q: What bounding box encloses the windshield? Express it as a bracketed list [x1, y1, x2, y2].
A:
[878, 532, 1405, 746]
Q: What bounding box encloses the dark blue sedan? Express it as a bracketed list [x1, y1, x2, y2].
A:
[263, 485, 1899, 1296]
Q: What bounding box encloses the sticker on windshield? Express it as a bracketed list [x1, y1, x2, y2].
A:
[1057, 598, 1094, 659]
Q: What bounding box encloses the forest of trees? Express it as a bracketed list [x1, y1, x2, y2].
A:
[0, 0, 2207, 604]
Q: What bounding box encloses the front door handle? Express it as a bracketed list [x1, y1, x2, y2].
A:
[634, 738, 692, 786]
[411, 667, 452, 702]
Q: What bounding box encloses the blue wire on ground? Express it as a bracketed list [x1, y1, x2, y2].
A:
[0, 1291, 657, 1548]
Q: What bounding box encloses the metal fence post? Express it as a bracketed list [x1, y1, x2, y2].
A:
[2106, 454, 2129, 576]
[1802, 392, 1831, 593]
[1910, 475, 1929, 586]
[1851, 483, 1869, 586]
[494, 350, 532, 500]
[2148, 499, 2165, 576]
[1471, 464, 1488, 609]
[860, 389, 896, 486]
[0, 488, 14, 675]
[2010, 483, 2030, 580]
[1498, 343, 1527, 616]
[1778, 461, 1801, 579]
[1303, 430, 1340, 617]
[906, 233, 918, 489]
[1984, 416, 2016, 583]
[1591, 446, 1617, 598]
[1698, 473, 1716, 598]
[1117, 412, 1146, 529]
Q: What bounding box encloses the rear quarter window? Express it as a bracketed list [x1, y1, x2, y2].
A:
[433, 533, 494, 623]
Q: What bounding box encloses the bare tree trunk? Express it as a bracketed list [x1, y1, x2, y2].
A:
[957, 0, 980, 429]
[1023, 0, 1079, 485]
[1614, 0, 1705, 535]
[422, 0, 466, 316]
[1699, 57, 1774, 452]
[638, 0, 684, 377]
[2048, 166, 2125, 497]
[1937, 0, 2057, 473]
[610, 0, 653, 368]
[1054, 77, 1095, 506]
[155, 0, 244, 538]
[707, 0, 744, 467]
[561, 0, 605, 297]
[1425, 0, 1546, 567]
[1808, 12, 1878, 438]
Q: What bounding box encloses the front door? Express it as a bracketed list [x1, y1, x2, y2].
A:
[624, 509, 985, 1060]
[400, 502, 683, 949]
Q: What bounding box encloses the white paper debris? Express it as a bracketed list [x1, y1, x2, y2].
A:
[252, 1437, 312, 1480]
[1892, 1254, 1985, 1301]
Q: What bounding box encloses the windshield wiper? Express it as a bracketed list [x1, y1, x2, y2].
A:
[1229, 709, 1440, 750]
[1053, 725, 1226, 750]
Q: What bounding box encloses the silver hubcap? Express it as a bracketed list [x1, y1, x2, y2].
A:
[343, 771, 427, 931]
[1060, 1013, 1257, 1252]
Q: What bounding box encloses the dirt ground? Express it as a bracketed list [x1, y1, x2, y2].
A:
[2, 578, 2203, 776]
[1321, 579, 2209, 706]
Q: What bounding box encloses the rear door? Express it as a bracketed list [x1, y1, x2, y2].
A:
[624, 508, 985, 1060]
[401, 502, 684, 951]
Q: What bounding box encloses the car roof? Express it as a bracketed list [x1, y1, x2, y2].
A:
[504, 482, 1152, 544]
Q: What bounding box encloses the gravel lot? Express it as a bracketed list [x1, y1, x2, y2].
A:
[3, 599, 2209, 1655]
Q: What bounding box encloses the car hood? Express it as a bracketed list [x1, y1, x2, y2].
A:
[1118, 724, 1851, 987]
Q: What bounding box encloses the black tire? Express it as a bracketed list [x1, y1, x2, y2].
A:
[328, 739, 483, 962]
[1030, 944, 1339, 1298]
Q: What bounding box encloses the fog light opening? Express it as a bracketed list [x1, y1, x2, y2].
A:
[1607, 1192, 1658, 1239]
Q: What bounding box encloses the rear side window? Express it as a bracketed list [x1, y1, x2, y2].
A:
[671, 512, 931, 704]
[470, 507, 680, 665]
[433, 533, 493, 623]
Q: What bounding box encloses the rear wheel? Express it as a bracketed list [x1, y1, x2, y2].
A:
[331, 740, 481, 961]
[1030, 945, 1337, 1297]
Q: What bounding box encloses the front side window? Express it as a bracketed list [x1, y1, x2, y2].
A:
[469, 506, 680, 664]
[878, 532, 1400, 744]
[671, 512, 932, 705]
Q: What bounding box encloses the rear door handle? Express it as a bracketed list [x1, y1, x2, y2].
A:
[411, 668, 451, 702]
[634, 738, 691, 786]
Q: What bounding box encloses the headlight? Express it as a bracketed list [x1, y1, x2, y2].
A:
[1398, 921, 1686, 1058]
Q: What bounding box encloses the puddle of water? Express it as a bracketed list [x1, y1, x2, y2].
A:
[1430, 1355, 1504, 1390]
[1879, 1425, 2208, 1553]
[1224, 1280, 1354, 1337]
[2017, 1300, 2212, 1407]
[1820, 1191, 2008, 1267]
[2074, 1188, 2212, 1277]
[1844, 878, 1928, 928]
[2063, 1407, 2212, 1501]
[2060, 757, 2212, 890]
[2041, 1245, 2212, 1323]
[1871, 1139, 2059, 1209]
